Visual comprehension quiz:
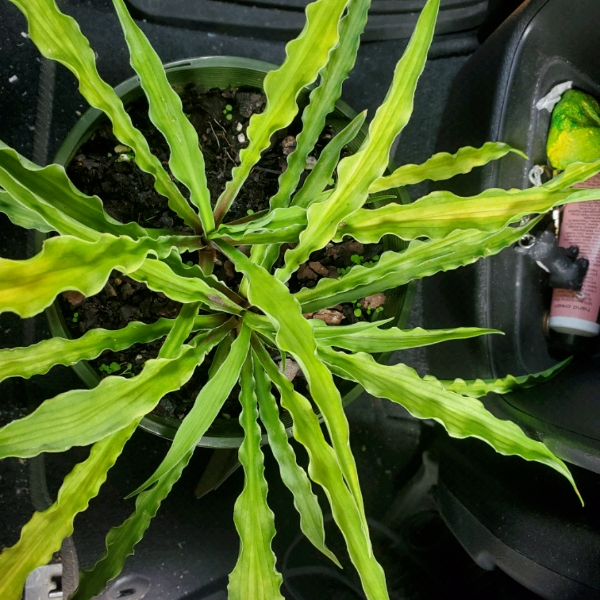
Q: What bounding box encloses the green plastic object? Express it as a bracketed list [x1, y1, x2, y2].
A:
[547, 89, 600, 170]
[45, 56, 414, 448]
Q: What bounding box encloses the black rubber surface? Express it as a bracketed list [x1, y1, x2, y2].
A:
[127, 0, 488, 42]
[439, 437, 600, 599]
[423, 0, 600, 472]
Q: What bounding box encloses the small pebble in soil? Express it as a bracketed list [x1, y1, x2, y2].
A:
[305, 156, 317, 170]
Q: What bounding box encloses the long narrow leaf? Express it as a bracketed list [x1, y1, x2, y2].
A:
[244, 311, 391, 338]
[112, 0, 214, 232]
[319, 347, 580, 501]
[368, 142, 526, 193]
[270, 0, 371, 210]
[335, 186, 600, 243]
[132, 324, 251, 493]
[254, 357, 339, 566]
[0, 313, 226, 383]
[317, 326, 501, 353]
[252, 340, 390, 600]
[0, 420, 139, 600]
[72, 448, 193, 600]
[0, 233, 201, 318]
[436, 358, 572, 398]
[9, 0, 203, 231]
[291, 112, 367, 210]
[228, 356, 284, 600]
[217, 241, 367, 523]
[296, 219, 541, 313]
[277, 0, 441, 281]
[161, 251, 247, 306]
[211, 206, 307, 245]
[213, 0, 352, 223]
[158, 302, 201, 359]
[0, 142, 146, 241]
[0, 324, 233, 459]
[0, 189, 54, 232]
[130, 258, 242, 315]
[544, 158, 600, 190]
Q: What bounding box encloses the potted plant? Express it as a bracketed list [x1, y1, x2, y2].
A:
[45, 55, 412, 448]
[0, 0, 598, 598]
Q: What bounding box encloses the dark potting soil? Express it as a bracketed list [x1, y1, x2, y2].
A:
[59, 84, 386, 422]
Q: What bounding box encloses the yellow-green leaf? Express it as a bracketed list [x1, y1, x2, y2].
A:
[216, 241, 367, 524]
[254, 356, 339, 566]
[319, 347, 581, 502]
[0, 141, 146, 241]
[297, 220, 541, 313]
[228, 355, 284, 600]
[9, 0, 203, 231]
[213, 0, 352, 223]
[270, 0, 371, 210]
[132, 324, 252, 493]
[317, 325, 501, 353]
[436, 358, 572, 398]
[369, 142, 526, 193]
[252, 340, 389, 600]
[335, 186, 600, 243]
[0, 233, 200, 318]
[0, 324, 232, 459]
[0, 313, 226, 383]
[112, 0, 214, 232]
[277, 0, 441, 281]
[0, 420, 139, 600]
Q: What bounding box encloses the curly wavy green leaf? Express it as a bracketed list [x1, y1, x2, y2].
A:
[296, 219, 541, 313]
[436, 358, 572, 398]
[72, 448, 193, 600]
[129, 258, 243, 314]
[277, 0, 440, 281]
[211, 206, 307, 245]
[112, 0, 213, 232]
[254, 357, 339, 566]
[369, 142, 526, 193]
[270, 0, 371, 210]
[157, 302, 201, 359]
[335, 186, 600, 243]
[213, 0, 352, 223]
[9, 0, 203, 231]
[0, 313, 226, 384]
[0, 324, 232, 459]
[252, 340, 389, 600]
[228, 356, 284, 600]
[133, 324, 251, 493]
[0, 233, 201, 318]
[217, 241, 367, 523]
[317, 325, 501, 353]
[544, 158, 600, 190]
[0, 420, 139, 600]
[319, 347, 581, 502]
[291, 111, 366, 210]
[0, 141, 147, 241]
[160, 251, 247, 306]
[0, 189, 54, 232]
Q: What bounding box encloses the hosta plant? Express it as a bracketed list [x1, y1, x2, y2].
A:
[0, 0, 598, 598]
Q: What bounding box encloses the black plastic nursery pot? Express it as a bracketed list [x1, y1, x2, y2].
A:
[41, 55, 414, 448]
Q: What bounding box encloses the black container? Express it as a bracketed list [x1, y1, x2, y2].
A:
[427, 1, 600, 597]
[423, 0, 600, 472]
